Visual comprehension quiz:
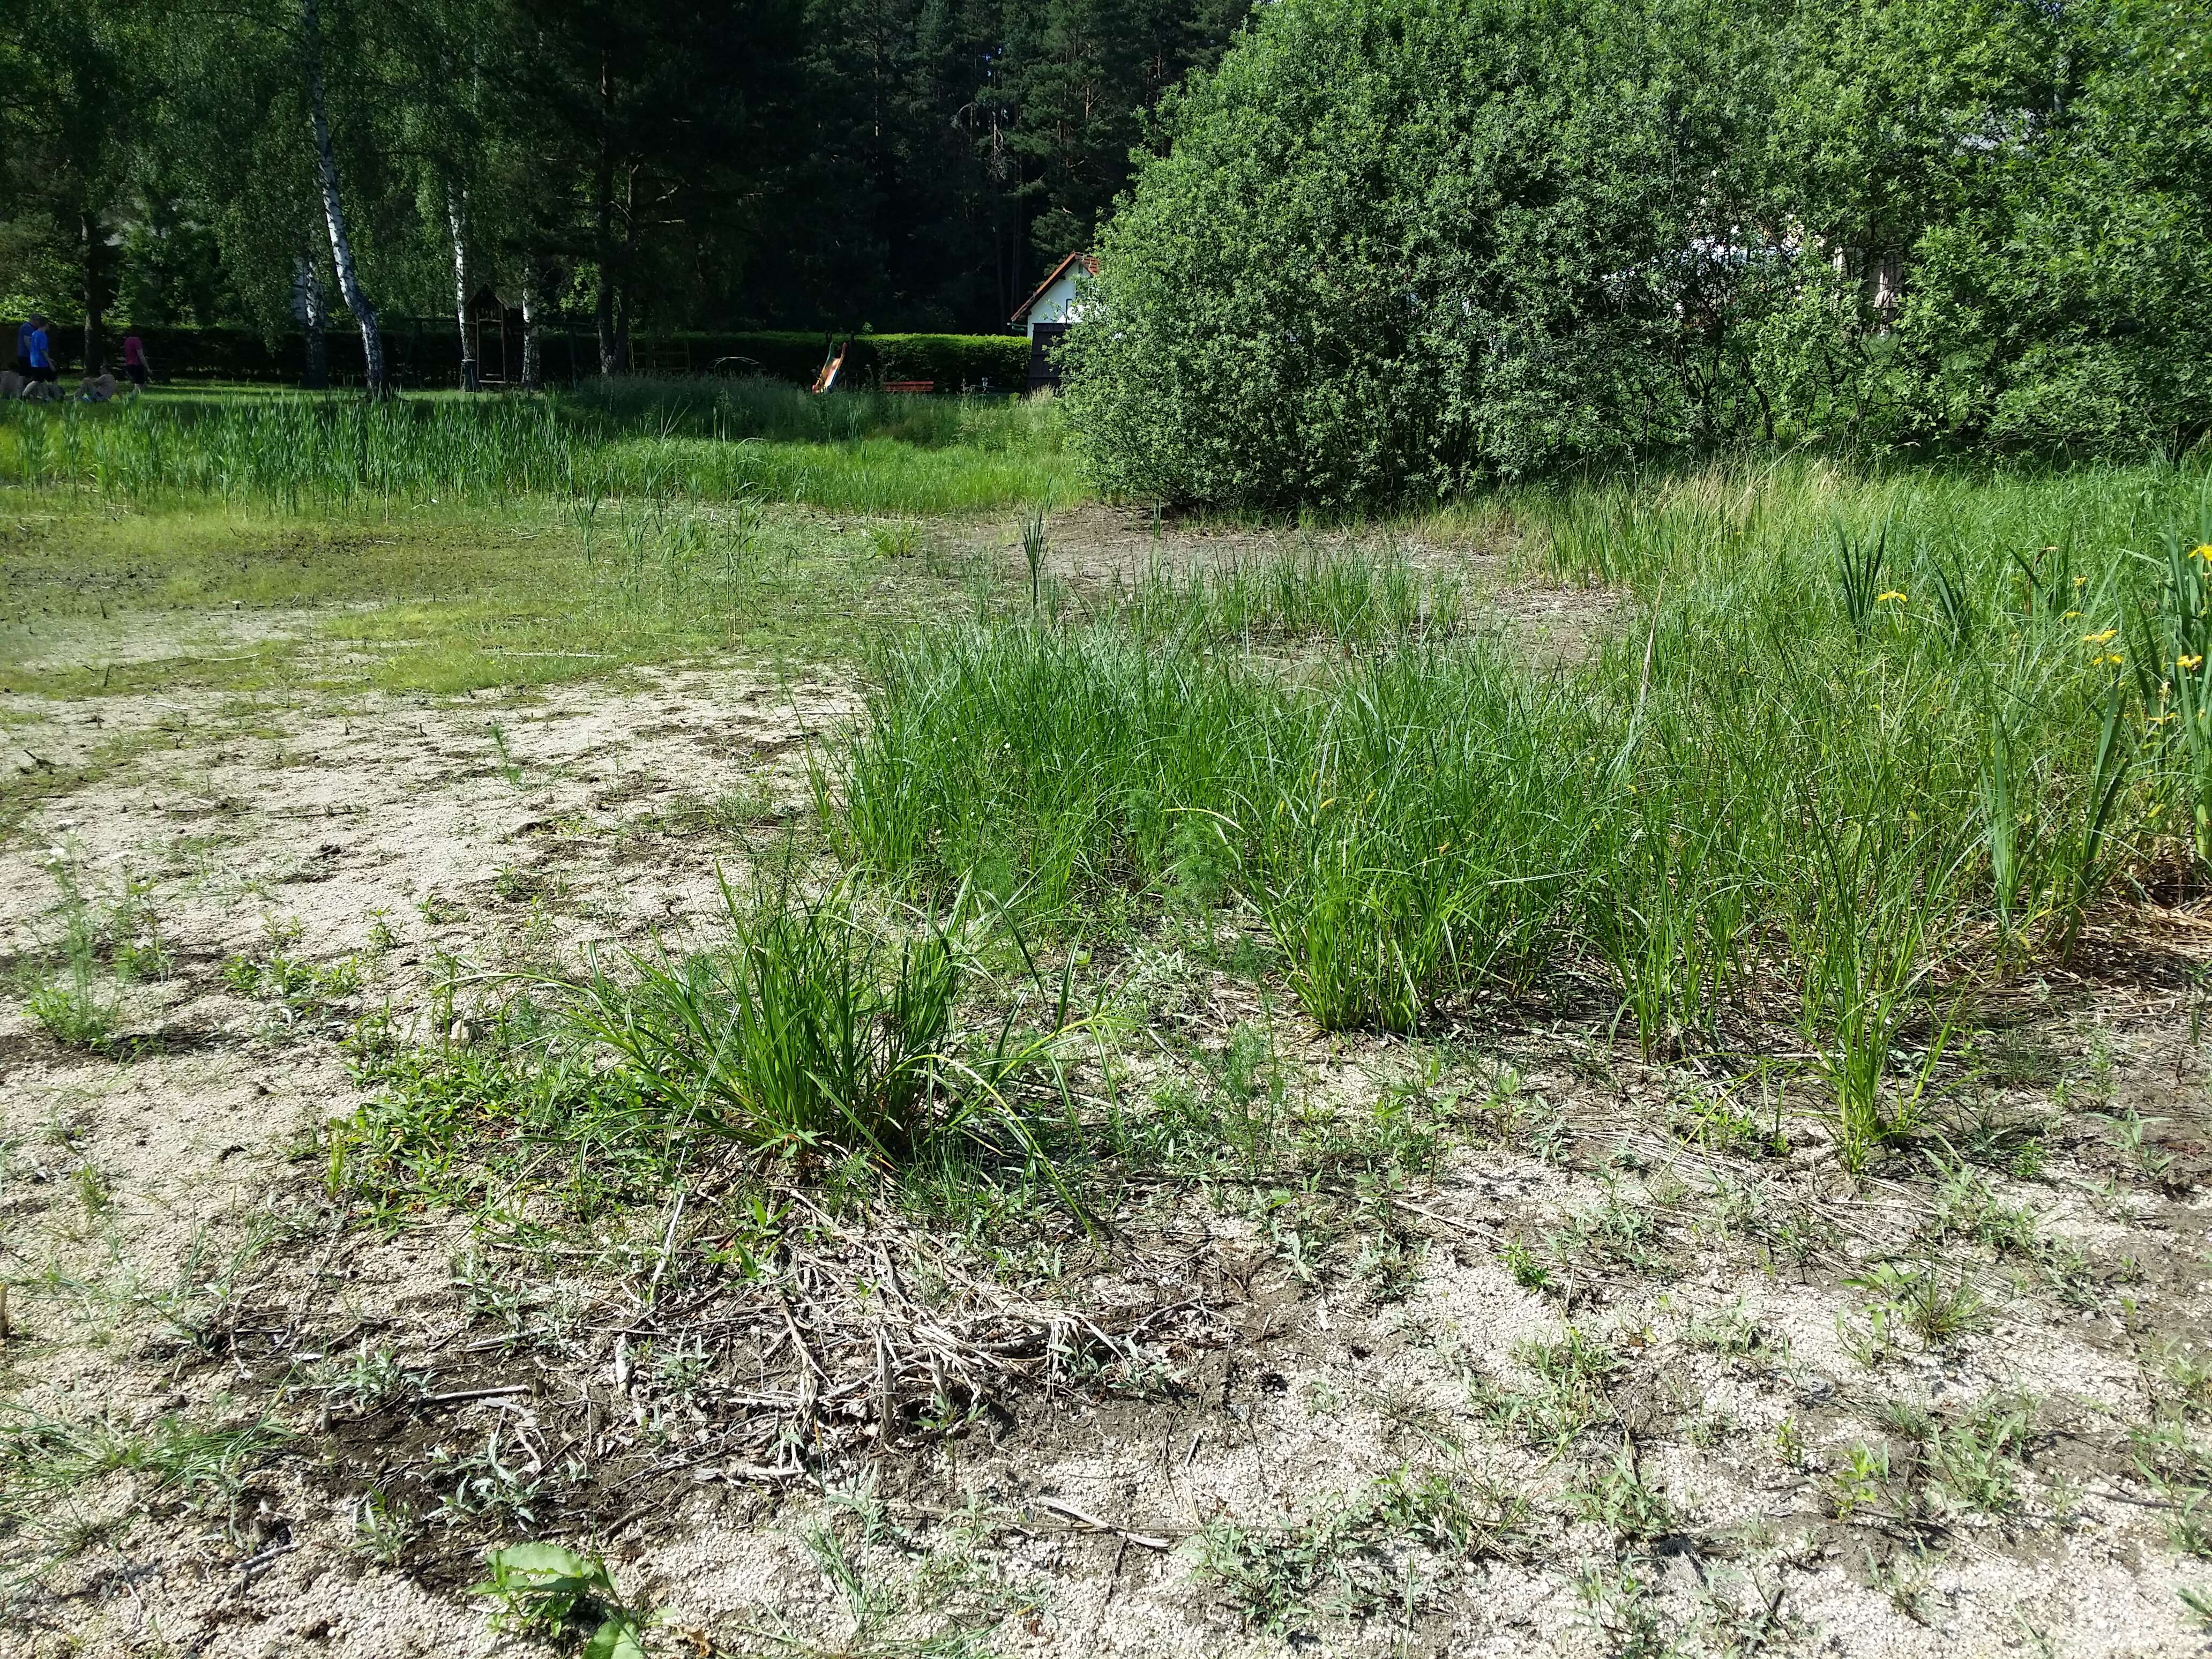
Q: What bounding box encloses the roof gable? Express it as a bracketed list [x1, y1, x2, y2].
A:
[1010, 252, 1097, 325]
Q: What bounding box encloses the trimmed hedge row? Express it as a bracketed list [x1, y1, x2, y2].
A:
[71, 323, 1028, 391]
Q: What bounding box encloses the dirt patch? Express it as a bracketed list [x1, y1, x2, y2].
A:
[960, 503, 1623, 665]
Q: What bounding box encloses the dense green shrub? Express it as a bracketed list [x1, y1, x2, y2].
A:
[1060, 0, 1755, 508]
[1063, 0, 2212, 508]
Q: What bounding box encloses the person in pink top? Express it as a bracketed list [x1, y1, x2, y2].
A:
[122, 332, 150, 391]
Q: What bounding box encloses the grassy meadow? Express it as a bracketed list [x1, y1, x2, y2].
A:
[8, 380, 2212, 1651]
[0, 378, 1079, 699]
[6, 382, 2208, 1157]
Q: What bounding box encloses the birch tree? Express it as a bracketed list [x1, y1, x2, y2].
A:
[300, 0, 387, 391]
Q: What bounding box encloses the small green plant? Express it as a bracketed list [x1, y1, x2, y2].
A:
[353, 1488, 419, 1565]
[26, 888, 119, 1048]
[494, 862, 544, 903]
[2169, 1492, 2212, 1558]
[366, 908, 399, 951]
[222, 951, 363, 1014]
[1683, 1301, 1776, 1361]
[71, 1162, 114, 1216]
[1198, 1466, 1530, 1632]
[1926, 1396, 2034, 1516]
[1018, 500, 1049, 608]
[1471, 1329, 1620, 1454]
[26, 978, 118, 1048]
[870, 519, 923, 558]
[2181, 1585, 2212, 1633]
[1501, 1237, 1552, 1292]
[2100, 1107, 2176, 1185]
[419, 891, 466, 925]
[1569, 1444, 1678, 1541]
[1774, 1415, 1809, 1470]
[1845, 1260, 1989, 1348]
[1574, 1561, 1676, 1659]
[475, 1543, 663, 1658]
[1834, 523, 1889, 633]
[487, 720, 525, 787]
[1825, 1443, 1891, 1520]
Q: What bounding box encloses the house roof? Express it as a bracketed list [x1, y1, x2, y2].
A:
[1010, 252, 1097, 325]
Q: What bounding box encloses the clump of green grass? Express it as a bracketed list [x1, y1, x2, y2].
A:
[221, 950, 362, 1013]
[0, 1401, 287, 1543]
[832, 458, 2204, 1158]
[557, 875, 1071, 1161]
[1469, 1327, 1622, 1454]
[23, 879, 122, 1049]
[1198, 1466, 1531, 1632]
[331, 876, 1083, 1225]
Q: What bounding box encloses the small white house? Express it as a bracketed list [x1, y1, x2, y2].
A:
[1010, 252, 1095, 391]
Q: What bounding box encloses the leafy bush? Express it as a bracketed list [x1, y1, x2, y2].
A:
[1062, 0, 2212, 508]
[1062, 0, 1752, 507]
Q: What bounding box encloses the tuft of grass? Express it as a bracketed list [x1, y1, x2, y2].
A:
[221, 950, 363, 1014]
[556, 874, 1066, 1161]
[1844, 1260, 1991, 1349]
[1198, 1466, 1531, 1633]
[24, 883, 121, 1049]
[1470, 1328, 1621, 1454]
[1568, 1445, 1679, 1542]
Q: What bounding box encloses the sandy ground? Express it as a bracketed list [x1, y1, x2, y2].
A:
[4, 556, 2212, 1658]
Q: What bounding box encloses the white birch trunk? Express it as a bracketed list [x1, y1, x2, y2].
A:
[448, 184, 477, 390]
[301, 0, 387, 393]
[520, 261, 543, 391]
[297, 243, 329, 388]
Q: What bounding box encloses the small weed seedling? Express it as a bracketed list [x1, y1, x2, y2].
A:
[476, 1543, 663, 1658]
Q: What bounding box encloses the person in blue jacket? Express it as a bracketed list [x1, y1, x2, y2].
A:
[26, 318, 56, 383]
[12, 313, 41, 378]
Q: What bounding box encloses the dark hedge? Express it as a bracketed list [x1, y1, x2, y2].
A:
[73, 324, 1027, 393]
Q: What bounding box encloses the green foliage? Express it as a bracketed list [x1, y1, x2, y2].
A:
[0, 379, 1073, 515]
[838, 460, 2186, 1036]
[558, 876, 973, 1159]
[1064, 0, 2212, 507]
[475, 1544, 662, 1659]
[831, 460, 2196, 1156]
[222, 950, 363, 1013]
[1198, 1467, 1531, 1631]
[1063, 0, 1759, 506]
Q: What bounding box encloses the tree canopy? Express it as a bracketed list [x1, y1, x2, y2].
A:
[0, 0, 1249, 364]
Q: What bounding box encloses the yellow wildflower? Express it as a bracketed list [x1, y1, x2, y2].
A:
[1876, 590, 1907, 603]
[2083, 629, 2118, 645]
[2192, 544, 2212, 563]
[2181, 654, 2204, 671]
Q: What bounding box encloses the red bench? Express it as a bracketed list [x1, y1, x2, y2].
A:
[884, 379, 935, 394]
